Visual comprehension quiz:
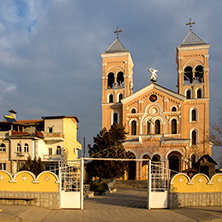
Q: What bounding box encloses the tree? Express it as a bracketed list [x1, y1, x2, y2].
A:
[210, 111, 222, 147]
[20, 156, 45, 176]
[86, 123, 129, 181]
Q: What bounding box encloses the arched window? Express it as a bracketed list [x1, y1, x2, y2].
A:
[171, 119, 177, 134]
[113, 113, 118, 124]
[191, 154, 196, 168]
[0, 143, 6, 152]
[24, 143, 29, 152]
[56, 146, 62, 155]
[131, 108, 136, 113]
[192, 109, 197, 121]
[109, 94, 113, 103]
[17, 143, 22, 152]
[195, 65, 204, 83]
[118, 93, 123, 102]
[107, 72, 115, 89]
[155, 120, 160, 134]
[197, 88, 202, 98]
[117, 72, 124, 88]
[191, 130, 197, 145]
[131, 120, 137, 135]
[186, 89, 191, 99]
[184, 66, 193, 83]
[147, 121, 151, 134]
[172, 106, 177, 112]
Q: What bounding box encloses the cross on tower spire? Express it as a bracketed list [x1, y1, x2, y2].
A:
[114, 26, 122, 39]
[186, 18, 196, 31]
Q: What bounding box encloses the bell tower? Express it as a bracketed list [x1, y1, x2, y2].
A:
[176, 19, 210, 99]
[176, 19, 211, 156]
[101, 27, 134, 129]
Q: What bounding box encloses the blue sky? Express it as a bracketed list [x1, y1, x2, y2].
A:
[0, 0, 221, 152]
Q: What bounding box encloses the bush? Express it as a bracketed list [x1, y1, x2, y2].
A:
[89, 180, 108, 195]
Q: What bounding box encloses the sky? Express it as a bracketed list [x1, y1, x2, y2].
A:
[0, 0, 221, 155]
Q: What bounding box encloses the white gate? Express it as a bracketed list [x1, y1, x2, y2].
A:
[59, 160, 84, 209]
[148, 160, 170, 209]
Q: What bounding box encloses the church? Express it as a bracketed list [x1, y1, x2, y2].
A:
[101, 21, 212, 180]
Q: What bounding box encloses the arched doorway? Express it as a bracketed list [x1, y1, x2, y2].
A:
[168, 151, 182, 176]
[142, 154, 150, 180]
[128, 152, 136, 180]
[151, 154, 161, 174]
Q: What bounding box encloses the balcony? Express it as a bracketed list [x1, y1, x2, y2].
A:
[43, 154, 64, 161]
[43, 132, 64, 141]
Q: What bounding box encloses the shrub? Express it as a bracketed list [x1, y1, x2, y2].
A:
[89, 180, 108, 195]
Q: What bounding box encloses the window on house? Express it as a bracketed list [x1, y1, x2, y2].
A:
[171, 119, 177, 134]
[184, 66, 193, 83]
[109, 94, 113, 103]
[0, 143, 6, 152]
[108, 72, 115, 89]
[191, 130, 197, 145]
[197, 89, 202, 98]
[172, 107, 177, 112]
[131, 108, 136, 113]
[117, 72, 124, 88]
[0, 163, 6, 170]
[113, 113, 118, 124]
[48, 148, 52, 155]
[17, 143, 22, 152]
[191, 154, 196, 168]
[192, 109, 197, 121]
[195, 65, 204, 83]
[56, 146, 62, 155]
[147, 121, 151, 134]
[119, 93, 123, 102]
[49, 127, 53, 133]
[131, 121, 137, 135]
[155, 120, 160, 134]
[24, 143, 29, 152]
[186, 89, 191, 99]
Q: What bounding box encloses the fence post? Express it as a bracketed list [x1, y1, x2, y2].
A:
[80, 158, 84, 210]
[147, 159, 151, 210]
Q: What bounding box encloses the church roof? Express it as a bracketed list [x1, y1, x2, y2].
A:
[180, 31, 207, 47]
[105, 38, 129, 53]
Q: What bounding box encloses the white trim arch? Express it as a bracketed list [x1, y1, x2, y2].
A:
[185, 88, 192, 99]
[195, 88, 203, 98]
[168, 117, 180, 124]
[107, 93, 114, 103]
[189, 107, 199, 122]
[126, 150, 138, 159]
[130, 107, 137, 113]
[117, 92, 124, 102]
[150, 152, 163, 161]
[128, 118, 139, 126]
[111, 110, 120, 125]
[165, 149, 185, 160]
[190, 128, 199, 146]
[170, 105, 177, 112]
[140, 152, 152, 159]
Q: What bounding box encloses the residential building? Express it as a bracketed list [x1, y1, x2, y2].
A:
[0, 110, 81, 174]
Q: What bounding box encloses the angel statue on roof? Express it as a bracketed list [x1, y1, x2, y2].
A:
[149, 68, 158, 83]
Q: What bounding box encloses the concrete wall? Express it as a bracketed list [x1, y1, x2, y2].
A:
[169, 173, 222, 208]
[169, 192, 222, 208]
[0, 191, 60, 209]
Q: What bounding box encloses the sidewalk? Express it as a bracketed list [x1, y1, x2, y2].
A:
[0, 189, 221, 222]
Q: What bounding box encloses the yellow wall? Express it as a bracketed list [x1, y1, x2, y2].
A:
[170, 173, 222, 193]
[0, 170, 59, 192]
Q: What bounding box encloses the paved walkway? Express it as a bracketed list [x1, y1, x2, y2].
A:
[0, 189, 221, 222]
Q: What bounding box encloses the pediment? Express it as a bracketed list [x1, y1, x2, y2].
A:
[121, 83, 185, 105]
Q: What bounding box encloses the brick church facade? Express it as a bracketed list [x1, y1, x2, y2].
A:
[101, 23, 212, 180]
